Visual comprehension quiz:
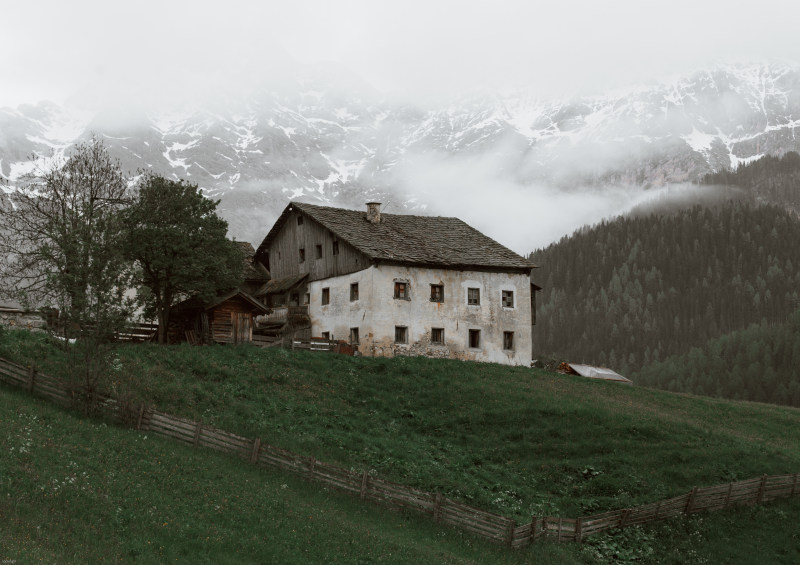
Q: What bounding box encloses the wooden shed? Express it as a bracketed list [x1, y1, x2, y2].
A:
[168, 289, 269, 345]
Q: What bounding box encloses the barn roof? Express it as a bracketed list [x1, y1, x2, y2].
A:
[235, 241, 270, 282]
[172, 289, 269, 316]
[559, 363, 632, 384]
[256, 202, 535, 273]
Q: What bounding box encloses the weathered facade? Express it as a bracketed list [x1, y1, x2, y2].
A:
[255, 202, 537, 366]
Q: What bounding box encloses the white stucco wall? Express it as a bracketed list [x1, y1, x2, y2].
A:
[307, 264, 532, 366]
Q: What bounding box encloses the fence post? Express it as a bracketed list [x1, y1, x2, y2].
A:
[557, 517, 563, 542]
[792, 473, 798, 497]
[28, 365, 37, 393]
[685, 487, 698, 514]
[505, 519, 516, 547]
[193, 422, 202, 446]
[250, 438, 262, 464]
[576, 517, 583, 543]
[360, 470, 369, 500]
[529, 517, 538, 545]
[724, 482, 733, 508]
[757, 474, 768, 504]
[541, 517, 548, 539]
[309, 456, 316, 479]
[136, 404, 146, 430]
[433, 493, 444, 522]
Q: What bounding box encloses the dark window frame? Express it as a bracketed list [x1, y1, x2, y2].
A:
[502, 290, 515, 308]
[315, 244, 322, 259]
[503, 331, 514, 351]
[332, 240, 340, 255]
[321, 287, 330, 305]
[350, 282, 359, 301]
[431, 327, 445, 344]
[299, 248, 305, 263]
[467, 287, 480, 306]
[468, 329, 481, 348]
[395, 325, 408, 344]
[430, 284, 444, 303]
[394, 281, 410, 300]
[350, 327, 360, 345]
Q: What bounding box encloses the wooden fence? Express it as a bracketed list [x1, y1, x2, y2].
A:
[0, 355, 798, 549]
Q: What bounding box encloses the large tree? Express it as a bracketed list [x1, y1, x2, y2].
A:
[0, 137, 134, 407]
[0, 137, 133, 335]
[122, 174, 243, 343]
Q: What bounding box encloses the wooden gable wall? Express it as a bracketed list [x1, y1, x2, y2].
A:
[264, 209, 370, 282]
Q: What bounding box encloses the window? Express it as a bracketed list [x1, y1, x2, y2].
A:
[299, 248, 305, 263]
[431, 327, 444, 344]
[305, 293, 310, 305]
[502, 290, 514, 308]
[468, 329, 481, 348]
[350, 327, 360, 345]
[350, 282, 359, 301]
[395, 326, 408, 344]
[321, 331, 330, 340]
[297, 215, 304, 225]
[315, 244, 322, 259]
[430, 284, 444, 303]
[290, 292, 299, 305]
[503, 331, 514, 350]
[394, 281, 409, 300]
[332, 240, 339, 255]
[467, 287, 480, 305]
[321, 287, 330, 305]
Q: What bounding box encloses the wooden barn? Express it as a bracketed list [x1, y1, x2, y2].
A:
[167, 289, 269, 345]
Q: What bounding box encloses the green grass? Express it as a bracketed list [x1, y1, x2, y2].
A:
[0, 385, 574, 564]
[2, 328, 800, 563]
[3, 329, 800, 522]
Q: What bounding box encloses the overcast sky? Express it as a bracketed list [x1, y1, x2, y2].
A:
[2, 0, 799, 108]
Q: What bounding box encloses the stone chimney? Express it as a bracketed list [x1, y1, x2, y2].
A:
[366, 202, 382, 224]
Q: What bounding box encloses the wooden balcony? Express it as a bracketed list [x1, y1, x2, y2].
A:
[259, 305, 309, 326]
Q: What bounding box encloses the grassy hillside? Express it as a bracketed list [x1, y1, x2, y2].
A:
[0, 385, 549, 564]
[3, 330, 800, 521]
[3, 331, 800, 563]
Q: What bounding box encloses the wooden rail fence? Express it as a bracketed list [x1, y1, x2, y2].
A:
[1, 355, 798, 549]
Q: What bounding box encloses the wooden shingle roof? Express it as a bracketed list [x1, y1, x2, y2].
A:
[257, 202, 535, 273]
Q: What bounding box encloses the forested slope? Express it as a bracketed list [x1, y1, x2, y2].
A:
[702, 151, 800, 213]
[636, 310, 800, 406]
[530, 203, 800, 376]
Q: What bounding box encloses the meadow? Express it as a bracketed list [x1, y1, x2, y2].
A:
[2, 328, 800, 562]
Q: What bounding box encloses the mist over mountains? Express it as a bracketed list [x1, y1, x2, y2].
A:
[2, 62, 800, 250]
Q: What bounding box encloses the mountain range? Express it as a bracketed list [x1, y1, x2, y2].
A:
[2, 62, 800, 246]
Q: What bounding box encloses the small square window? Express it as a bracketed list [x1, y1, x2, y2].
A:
[299, 248, 305, 263]
[468, 329, 481, 348]
[350, 327, 360, 345]
[395, 326, 408, 344]
[315, 244, 322, 259]
[350, 282, 359, 301]
[394, 281, 409, 300]
[503, 331, 514, 350]
[467, 288, 480, 305]
[502, 290, 514, 308]
[431, 327, 444, 344]
[332, 241, 339, 255]
[430, 284, 444, 303]
[297, 215, 304, 225]
[321, 331, 330, 340]
[321, 287, 330, 305]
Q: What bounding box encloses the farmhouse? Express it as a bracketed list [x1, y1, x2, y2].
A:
[255, 202, 537, 366]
